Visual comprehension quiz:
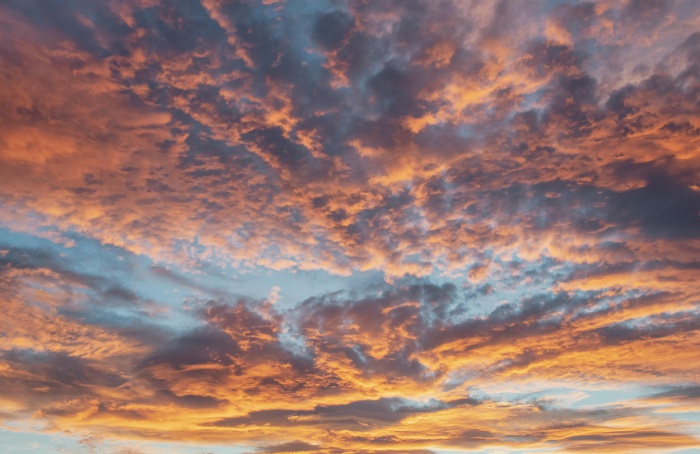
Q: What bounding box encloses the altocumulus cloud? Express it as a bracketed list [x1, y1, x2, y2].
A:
[0, 0, 699, 453]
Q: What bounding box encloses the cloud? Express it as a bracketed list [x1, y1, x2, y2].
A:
[1, 0, 699, 277]
[253, 441, 322, 453]
[0, 0, 699, 452]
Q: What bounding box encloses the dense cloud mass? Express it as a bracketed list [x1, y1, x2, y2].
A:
[0, 0, 699, 452]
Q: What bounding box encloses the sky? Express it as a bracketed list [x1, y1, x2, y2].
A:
[0, 0, 699, 453]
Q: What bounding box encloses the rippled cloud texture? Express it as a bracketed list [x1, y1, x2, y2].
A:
[1, 0, 700, 452]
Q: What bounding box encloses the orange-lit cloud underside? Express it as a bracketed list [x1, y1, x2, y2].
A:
[1, 0, 700, 453]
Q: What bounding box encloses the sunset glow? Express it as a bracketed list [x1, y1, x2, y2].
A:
[1, 1, 700, 453]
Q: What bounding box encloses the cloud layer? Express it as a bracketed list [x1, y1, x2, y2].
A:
[0, 0, 699, 452]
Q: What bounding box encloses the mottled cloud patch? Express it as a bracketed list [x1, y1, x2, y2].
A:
[1, 0, 700, 453]
[1, 0, 698, 277]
